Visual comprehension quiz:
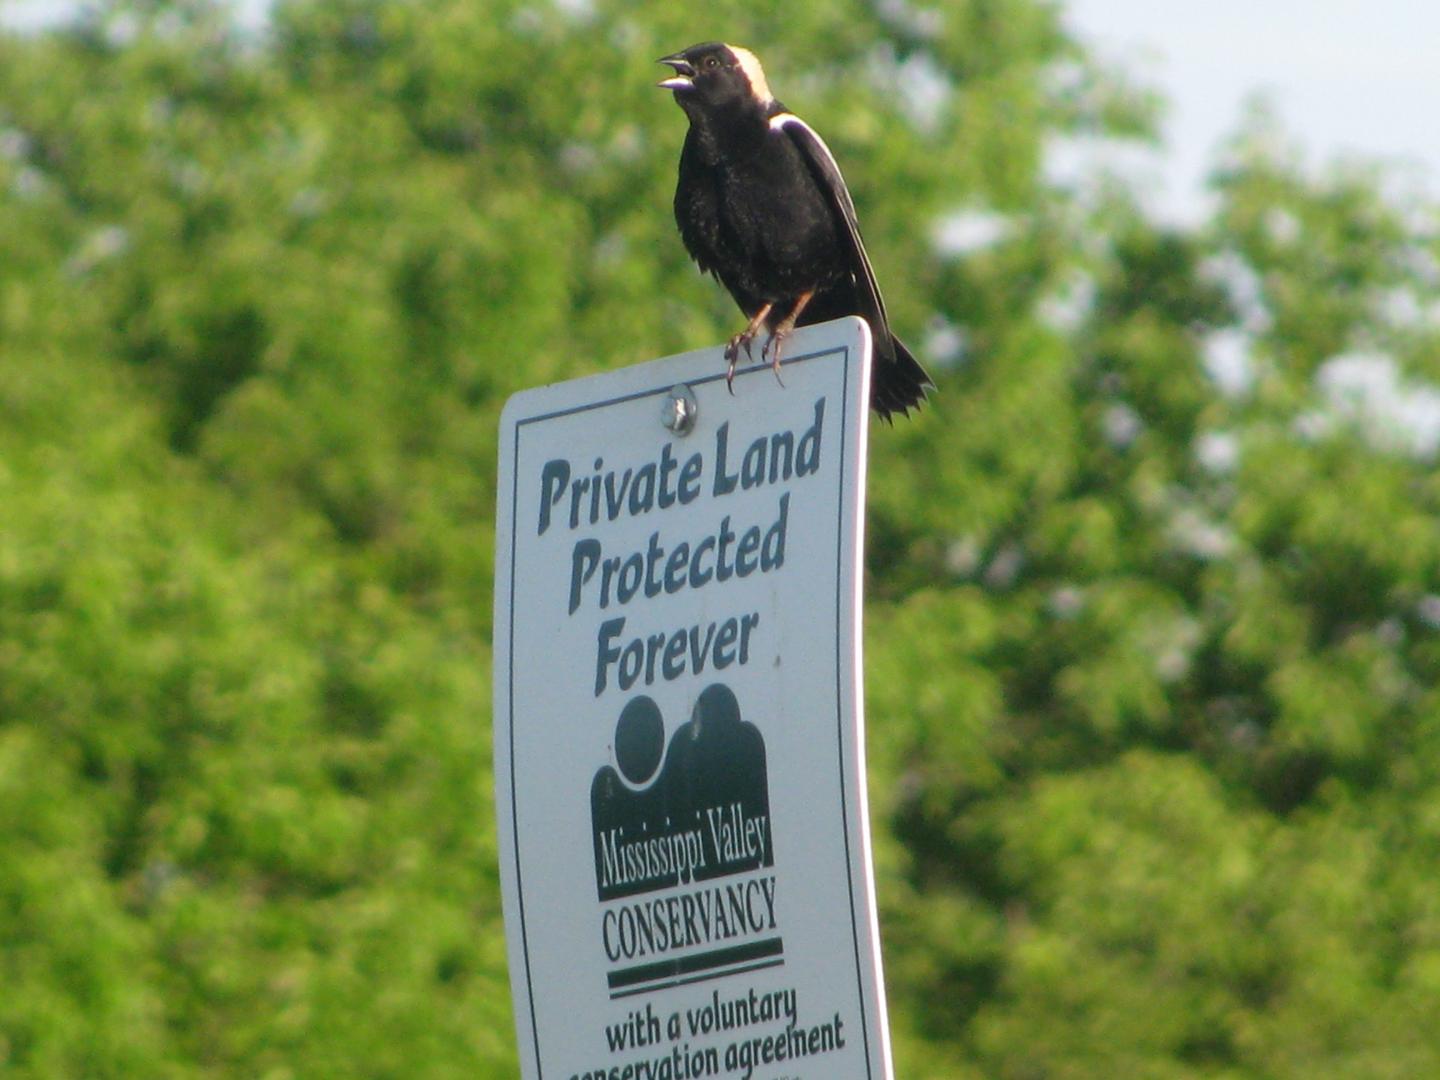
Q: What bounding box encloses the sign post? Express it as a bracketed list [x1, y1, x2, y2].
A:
[493, 317, 892, 1079]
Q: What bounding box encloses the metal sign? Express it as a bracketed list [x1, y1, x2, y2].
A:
[493, 317, 892, 1079]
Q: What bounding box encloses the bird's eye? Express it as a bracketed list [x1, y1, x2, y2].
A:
[704, 56, 720, 70]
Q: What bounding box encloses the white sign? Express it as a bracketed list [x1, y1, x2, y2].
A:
[493, 317, 892, 1080]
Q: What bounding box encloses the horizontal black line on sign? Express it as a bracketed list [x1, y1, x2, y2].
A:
[609, 957, 786, 1001]
[607, 936, 785, 992]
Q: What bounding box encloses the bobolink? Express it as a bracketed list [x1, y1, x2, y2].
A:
[659, 41, 933, 420]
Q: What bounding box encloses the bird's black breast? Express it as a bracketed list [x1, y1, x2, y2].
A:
[673, 116, 845, 312]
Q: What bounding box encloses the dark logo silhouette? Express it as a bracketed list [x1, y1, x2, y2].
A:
[591, 684, 773, 901]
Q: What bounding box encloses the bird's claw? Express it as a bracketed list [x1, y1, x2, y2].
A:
[762, 330, 788, 386]
[724, 329, 760, 394]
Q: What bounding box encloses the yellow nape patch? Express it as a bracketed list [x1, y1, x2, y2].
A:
[726, 45, 773, 103]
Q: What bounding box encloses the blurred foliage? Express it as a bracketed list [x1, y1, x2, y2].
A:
[2, 0, 1439, 1075]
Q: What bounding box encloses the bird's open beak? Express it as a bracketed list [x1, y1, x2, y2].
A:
[657, 54, 695, 91]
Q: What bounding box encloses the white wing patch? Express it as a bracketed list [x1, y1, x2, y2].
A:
[769, 112, 860, 219]
[769, 111, 890, 329]
[769, 113, 835, 159]
[769, 114, 841, 182]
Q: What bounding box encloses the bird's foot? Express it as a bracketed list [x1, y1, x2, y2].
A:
[723, 303, 775, 395]
[723, 330, 759, 395]
[761, 329, 788, 386]
[760, 289, 813, 388]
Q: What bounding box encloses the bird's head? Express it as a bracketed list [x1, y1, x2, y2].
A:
[657, 42, 774, 111]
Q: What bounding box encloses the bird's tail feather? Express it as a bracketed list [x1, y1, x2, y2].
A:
[871, 335, 934, 421]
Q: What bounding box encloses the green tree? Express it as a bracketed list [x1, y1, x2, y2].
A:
[2, 0, 1438, 1076]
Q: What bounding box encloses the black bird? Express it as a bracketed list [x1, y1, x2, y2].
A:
[658, 42, 933, 420]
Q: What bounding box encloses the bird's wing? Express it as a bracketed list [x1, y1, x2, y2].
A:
[770, 112, 893, 347]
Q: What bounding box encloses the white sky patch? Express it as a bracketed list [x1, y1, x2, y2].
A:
[1151, 614, 1201, 682]
[558, 141, 600, 176]
[1418, 595, 1440, 630]
[234, 0, 270, 32]
[1263, 207, 1301, 246]
[1042, 58, 1090, 101]
[1201, 328, 1255, 397]
[1047, 585, 1085, 620]
[1043, 133, 1177, 221]
[553, 0, 596, 20]
[591, 229, 628, 271]
[1, 0, 272, 33]
[0, 127, 31, 161]
[875, 0, 944, 40]
[932, 209, 1010, 257]
[64, 224, 130, 276]
[1305, 351, 1440, 458]
[945, 535, 983, 577]
[1199, 250, 1270, 332]
[1036, 270, 1097, 333]
[1103, 402, 1143, 448]
[922, 315, 967, 368]
[862, 45, 950, 132]
[1195, 430, 1240, 473]
[982, 543, 1024, 591]
[287, 187, 325, 219]
[1372, 286, 1429, 331]
[894, 52, 950, 131]
[1167, 506, 1234, 560]
[1398, 240, 1440, 289]
[0, 0, 69, 31]
[12, 165, 46, 199]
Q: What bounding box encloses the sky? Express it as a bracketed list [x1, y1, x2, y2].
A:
[1058, 0, 1440, 454]
[1063, 0, 1440, 222]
